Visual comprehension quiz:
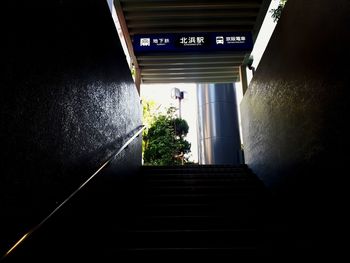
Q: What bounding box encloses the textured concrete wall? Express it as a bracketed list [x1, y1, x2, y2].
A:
[1, 0, 141, 249]
[240, 0, 350, 253]
[241, 0, 350, 189]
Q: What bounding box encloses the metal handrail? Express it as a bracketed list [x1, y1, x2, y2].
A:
[1, 125, 146, 260]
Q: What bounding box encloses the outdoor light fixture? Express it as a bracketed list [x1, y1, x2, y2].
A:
[171, 87, 184, 118]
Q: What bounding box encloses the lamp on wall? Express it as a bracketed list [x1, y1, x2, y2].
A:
[247, 56, 255, 75]
[171, 87, 184, 118]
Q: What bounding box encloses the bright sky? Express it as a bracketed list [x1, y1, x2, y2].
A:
[141, 83, 198, 162]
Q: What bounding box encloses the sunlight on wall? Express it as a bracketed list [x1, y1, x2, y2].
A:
[107, 0, 132, 69]
[235, 82, 244, 145]
[247, 0, 280, 84]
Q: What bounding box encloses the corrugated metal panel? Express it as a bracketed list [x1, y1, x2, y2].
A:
[115, 0, 271, 84]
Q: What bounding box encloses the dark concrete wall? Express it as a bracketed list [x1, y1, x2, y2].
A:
[1, 0, 141, 250]
[240, 0, 350, 254]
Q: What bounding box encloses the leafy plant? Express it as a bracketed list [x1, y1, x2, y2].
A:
[142, 102, 191, 165]
[271, 0, 287, 22]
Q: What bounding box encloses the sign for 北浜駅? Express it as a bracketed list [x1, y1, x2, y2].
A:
[133, 32, 253, 54]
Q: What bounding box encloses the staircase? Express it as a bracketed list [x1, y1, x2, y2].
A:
[116, 165, 271, 259]
[2, 165, 275, 261]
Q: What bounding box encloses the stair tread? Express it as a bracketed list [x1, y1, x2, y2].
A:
[5, 165, 273, 260]
[123, 247, 256, 251]
[125, 229, 257, 233]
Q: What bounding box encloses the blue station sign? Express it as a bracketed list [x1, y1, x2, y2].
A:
[133, 32, 253, 53]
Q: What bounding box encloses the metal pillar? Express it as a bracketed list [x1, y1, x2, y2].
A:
[197, 83, 243, 165]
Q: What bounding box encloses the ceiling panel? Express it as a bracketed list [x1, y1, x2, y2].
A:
[115, 0, 271, 84]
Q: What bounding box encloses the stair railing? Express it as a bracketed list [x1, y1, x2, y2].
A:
[1, 124, 146, 261]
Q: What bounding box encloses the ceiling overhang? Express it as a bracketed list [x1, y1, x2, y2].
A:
[114, 0, 272, 85]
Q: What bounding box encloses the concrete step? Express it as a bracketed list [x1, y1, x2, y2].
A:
[140, 193, 263, 204]
[116, 229, 260, 248]
[141, 178, 260, 187]
[140, 185, 263, 195]
[135, 204, 260, 217]
[141, 172, 253, 178]
[114, 247, 259, 258]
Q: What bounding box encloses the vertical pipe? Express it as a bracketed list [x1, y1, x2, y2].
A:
[197, 83, 242, 165]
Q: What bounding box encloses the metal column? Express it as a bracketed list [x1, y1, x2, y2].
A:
[197, 83, 243, 165]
